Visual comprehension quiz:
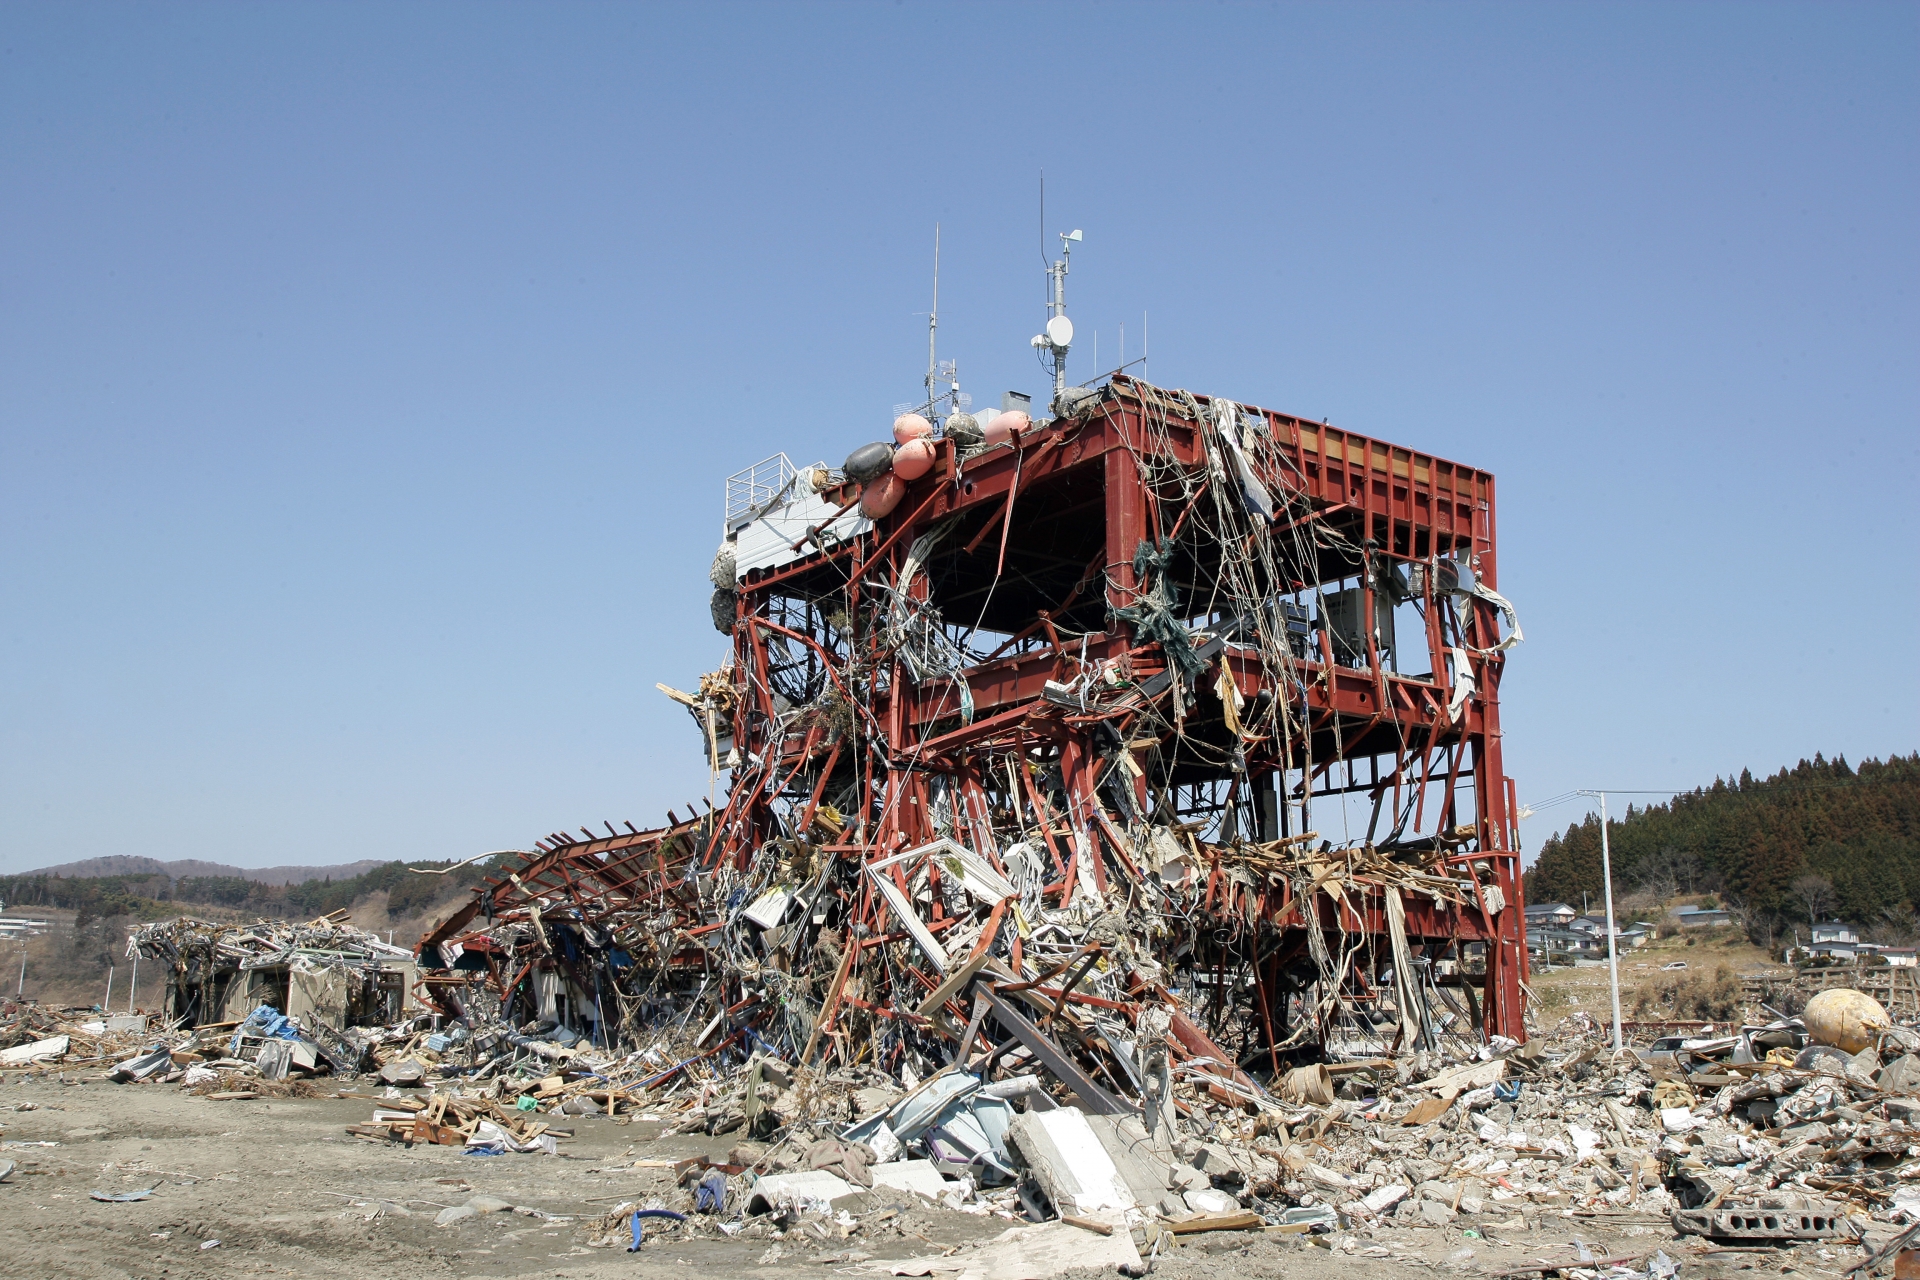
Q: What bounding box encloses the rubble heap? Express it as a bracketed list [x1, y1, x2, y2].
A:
[15, 981, 1920, 1246]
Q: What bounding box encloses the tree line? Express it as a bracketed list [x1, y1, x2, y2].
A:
[1522, 753, 1920, 948]
[0, 856, 498, 929]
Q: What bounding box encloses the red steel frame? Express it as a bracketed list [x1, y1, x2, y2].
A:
[710, 376, 1527, 1041]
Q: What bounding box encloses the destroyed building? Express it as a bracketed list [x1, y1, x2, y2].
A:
[132, 914, 420, 1033]
[416, 251, 1530, 1093]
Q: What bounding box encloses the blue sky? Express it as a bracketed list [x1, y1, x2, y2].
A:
[2, 2, 1914, 875]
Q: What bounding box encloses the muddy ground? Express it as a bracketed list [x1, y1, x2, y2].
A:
[0, 1069, 1852, 1280]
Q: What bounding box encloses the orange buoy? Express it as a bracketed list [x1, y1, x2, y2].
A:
[892, 436, 936, 480]
[1804, 988, 1891, 1054]
[984, 411, 1029, 445]
[859, 471, 907, 518]
[893, 414, 934, 443]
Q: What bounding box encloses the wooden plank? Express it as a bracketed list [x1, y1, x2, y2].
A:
[916, 951, 994, 1018]
[409, 1118, 462, 1146]
[1168, 1211, 1264, 1234]
[803, 935, 862, 1065]
[949, 993, 991, 1068]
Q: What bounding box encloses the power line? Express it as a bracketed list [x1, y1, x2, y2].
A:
[1522, 772, 1903, 820]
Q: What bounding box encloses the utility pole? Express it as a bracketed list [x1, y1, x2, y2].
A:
[1578, 790, 1625, 1053]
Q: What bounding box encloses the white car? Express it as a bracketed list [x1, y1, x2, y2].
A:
[1637, 1035, 1691, 1066]
[1661, 961, 1689, 971]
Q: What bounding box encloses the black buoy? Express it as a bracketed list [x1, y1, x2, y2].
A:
[843, 442, 895, 482]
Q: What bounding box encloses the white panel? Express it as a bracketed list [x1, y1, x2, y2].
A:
[734, 486, 872, 577]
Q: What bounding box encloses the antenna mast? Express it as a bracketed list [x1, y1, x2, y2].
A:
[1032, 228, 1081, 404]
[925, 224, 940, 417]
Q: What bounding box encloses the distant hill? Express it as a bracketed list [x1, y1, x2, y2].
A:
[1, 853, 500, 927]
[26, 855, 388, 886]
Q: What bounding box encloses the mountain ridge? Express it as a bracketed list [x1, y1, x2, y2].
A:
[25, 854, 389, 886]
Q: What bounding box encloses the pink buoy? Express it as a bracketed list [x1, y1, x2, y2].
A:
[893, 414, 934, 444]
[859, 471, 907, 518]
[984, 411, 1028, 445]
[892, 436, 936, 480]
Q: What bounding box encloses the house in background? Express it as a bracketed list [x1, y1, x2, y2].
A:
[1528, 927, 1601, 964]
[1526, 903, 1577, 928]
[1673, 905, 1732, 929]
[0, 915, 52, 940]
[1787, 929, 1911, 966]
[1567, 914, 1652, 949]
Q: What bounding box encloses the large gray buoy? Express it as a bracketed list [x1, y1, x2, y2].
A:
[843, 442, 895, 483]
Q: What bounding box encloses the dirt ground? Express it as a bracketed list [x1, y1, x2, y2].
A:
[1530, 927, 1789, 1020]
[0, 1068, 1846, 1280]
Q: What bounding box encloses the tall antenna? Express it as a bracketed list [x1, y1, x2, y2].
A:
[1032, 227, 1082, 402]
[925, 224, 940, 415]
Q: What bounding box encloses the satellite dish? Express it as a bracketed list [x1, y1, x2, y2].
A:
[1046, 315, 1074, 348]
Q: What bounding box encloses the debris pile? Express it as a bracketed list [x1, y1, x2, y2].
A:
[0, 997, 161, 1071]
[1625, 994, 1920, 1241]
[0, 913, 420, 1084]
[341, 1086, 565, 1155]
[18, 968, 1920, 1259]
[361, 992, 1920, 1261]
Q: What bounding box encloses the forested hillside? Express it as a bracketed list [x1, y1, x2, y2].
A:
[0, 856, 496, 927]
[1523, 753, 1920, 946]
